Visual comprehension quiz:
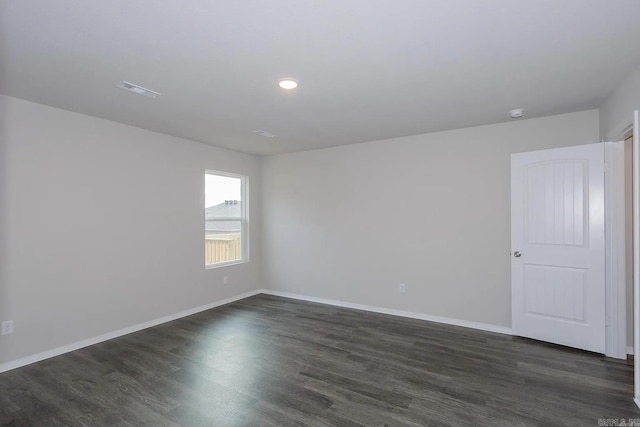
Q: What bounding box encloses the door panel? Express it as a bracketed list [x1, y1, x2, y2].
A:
[526, 161, 586, 246]
[523, 265, 586, 322]
[512, 143, 605, 353]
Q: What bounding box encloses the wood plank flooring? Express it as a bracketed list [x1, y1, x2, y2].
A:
[1, 294, 639, 426]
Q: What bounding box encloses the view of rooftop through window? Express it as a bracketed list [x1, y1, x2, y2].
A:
[205, 174, 241, 208]
[205, 173, 245, 266]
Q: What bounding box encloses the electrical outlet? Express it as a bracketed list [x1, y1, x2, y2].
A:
[223, 276, 229, 285]
[399, 283, 406, 294]
[1, 320, 13, 335]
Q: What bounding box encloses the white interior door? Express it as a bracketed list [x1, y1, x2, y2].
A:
[511, 143, 605, 353]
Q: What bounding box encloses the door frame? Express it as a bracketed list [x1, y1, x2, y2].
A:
[604, 141, 628, 359]
[632, 111, 640, 407]
[608, 112, 637, 407]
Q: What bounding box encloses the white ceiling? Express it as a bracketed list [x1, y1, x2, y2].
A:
[2, 1, 640, 156]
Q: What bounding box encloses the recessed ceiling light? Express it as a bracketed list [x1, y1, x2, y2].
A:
[278, 79, 298, 90]
[509, 108, 525, 119]
[117, 81, 161, 99]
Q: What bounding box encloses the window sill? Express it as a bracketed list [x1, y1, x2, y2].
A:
[205, 260, 247, 269]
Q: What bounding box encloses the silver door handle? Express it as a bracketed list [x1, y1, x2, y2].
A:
[513, 251, 522, 258]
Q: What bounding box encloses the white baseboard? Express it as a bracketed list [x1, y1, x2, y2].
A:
[0, 289, 263, 374]
[635, 396, 640, 410]
[260, 289, 513, 335]
[628, 346, 634, 355]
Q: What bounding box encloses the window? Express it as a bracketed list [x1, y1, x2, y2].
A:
[205, 171, 248, 267]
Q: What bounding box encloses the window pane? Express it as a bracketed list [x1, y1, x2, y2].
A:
[205, 220, 241, 264]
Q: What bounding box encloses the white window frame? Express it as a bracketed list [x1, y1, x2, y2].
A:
[205, 169, 249, 269]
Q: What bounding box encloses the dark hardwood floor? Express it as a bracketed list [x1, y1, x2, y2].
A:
[1, 294, 639, 426]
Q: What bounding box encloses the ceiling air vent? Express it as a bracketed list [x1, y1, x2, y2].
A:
[252, 130, 276, 138]
[117, 81, 161, 99]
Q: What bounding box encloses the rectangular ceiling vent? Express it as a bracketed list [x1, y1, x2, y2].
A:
[117, 81, 161, 99]
[252, 130, 276, 138]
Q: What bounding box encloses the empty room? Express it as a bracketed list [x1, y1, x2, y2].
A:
[3, 1, 640, 425]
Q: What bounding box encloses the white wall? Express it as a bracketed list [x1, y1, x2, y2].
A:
[262, 110, 599, 328]
[0, 95, 262, 365]
[600, 63, 640, 141]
